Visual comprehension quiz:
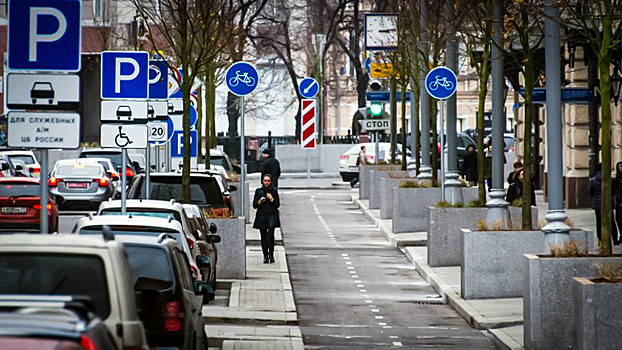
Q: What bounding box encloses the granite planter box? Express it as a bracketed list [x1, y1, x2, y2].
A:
[573, 277, 622, 350]
[391, 186, 479, 234]
[524, 253, 622, 350]
[380, 172, 411, 220]
[428, 206, 538, 267]
[230, 180, 249, 223]
[205, 217, 246, 279]
[369, 169, 408, 209]
[462, 229, 593, 300]
[360, 165, 400, 200]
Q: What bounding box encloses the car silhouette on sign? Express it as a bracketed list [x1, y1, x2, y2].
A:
[116, 105, 132, 120]
[30, 82, 54, 104]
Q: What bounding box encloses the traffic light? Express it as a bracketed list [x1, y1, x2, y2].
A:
[369, 102, 383, 116]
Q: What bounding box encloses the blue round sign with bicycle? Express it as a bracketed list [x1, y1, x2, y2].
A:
[226, 62, 259, 96]
[425, 66, 457, 100]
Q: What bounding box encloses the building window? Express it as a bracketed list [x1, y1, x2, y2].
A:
[94, 0, 102, 18]
[0, 0, 6, 18]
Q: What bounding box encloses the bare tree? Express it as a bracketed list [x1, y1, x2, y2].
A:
[131, 0, 238, 202]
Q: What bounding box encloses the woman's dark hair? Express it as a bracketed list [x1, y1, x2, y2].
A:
[262, 174, 272, 181]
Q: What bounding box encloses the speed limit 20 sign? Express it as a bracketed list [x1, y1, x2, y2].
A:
[148, 121, 168, 142]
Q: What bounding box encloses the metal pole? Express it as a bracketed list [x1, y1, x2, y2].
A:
[486, 0, 511, 228]
[418, 0, 432, 181]
[542, 0, 570, 240]
[444, 0, 463, 204]
[121, 148, 127, 215]
[146, 144, 151, 200]
[375, 132, 379, 165]
[408, 78, 417, 176]
[440, 100, 446, 202]
[240, 97, 246, 218]
[40, 149, 48, 234]
[155, 144, 160, 172]
[307, 150, 310, 181]
[164, 142, 170, 172]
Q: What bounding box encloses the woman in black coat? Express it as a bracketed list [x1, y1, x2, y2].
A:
[253, 174, 281, 263]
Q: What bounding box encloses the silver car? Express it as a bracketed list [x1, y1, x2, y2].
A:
[49, 159, 114, 210]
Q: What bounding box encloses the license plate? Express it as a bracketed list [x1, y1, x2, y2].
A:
[2, 207, 27, 214]
[67, 182, 88, 188]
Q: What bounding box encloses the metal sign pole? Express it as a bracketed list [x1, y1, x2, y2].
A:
[40, 150, 49, 234]
[121, 149, 127, 214]
[145, 144, 151, 200]
[440, 100, 445, 202]
[375, 132, 379, 165]
[155, 145, 160, 172]
[240, 96, 246, 218]
[307, 150, 310, 181]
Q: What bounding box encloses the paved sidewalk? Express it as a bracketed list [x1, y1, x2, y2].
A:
[203, 217, 304, 349]
[351, 188, 615, 350]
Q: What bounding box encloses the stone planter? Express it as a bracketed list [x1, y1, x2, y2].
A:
[524, 253, 622, 350]
[428, 206, 538, 267]
[358, 165, 374, 199]
[205, 217, 246, 279]
[369, 169, 408, 209]
[380, 172, 411, 219]
[461, 229, 593, 300]
[573, 277, 622, 349]
[229, 180, 249, 223]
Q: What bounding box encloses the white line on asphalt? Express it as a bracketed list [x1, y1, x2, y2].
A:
[355, 280, 362, 283]
[392, 342, 403, 347]
[359, 290, 367, 292]
[378, 322, 387, 326]
[372, 309, 380, 312]
[352, 275, 359, 278]
[341, 254, 348, 257]
[383, 326, 392, 329]
[345, 261, 352, 265]
[343, 257, 350, 260]
[357, 284, 364, 288]
[349, 271, 356, 274]
[347, 266, 354, 270]
[375, 316, 384, 319]
[365, 300, 373, 303]
[389, 336, 399, 339]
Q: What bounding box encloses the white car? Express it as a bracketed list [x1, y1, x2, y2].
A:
[339, 142, 411, 182]
[0, 149, 40, 177]
[72, 215, 202, 281]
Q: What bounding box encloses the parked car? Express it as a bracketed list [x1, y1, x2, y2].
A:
[118, 234, 210, 349]
[339, 142, 411, 182]
[128, 153, 146, 173]
[0, 296, 118, 350]
[191, 169, 237, 214]
[0, 149, 40, 176]
[97, 199, 200, 265]
[77, 157, 121, 197]
[49, 159, 114, 210]
[72, 214, 202, 282]
[207, 148, 239, 175]
[127, 172, 231, 218]
[0, 177, 59, 232]
[504, 133, 516, 152]
[79, 148, 140, 180]
[0, 234, 149, 349]
[182, 203, 221, 297]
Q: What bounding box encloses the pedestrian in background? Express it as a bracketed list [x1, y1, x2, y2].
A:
[507, 160, 523, 185]
[588, 163, 605, 242]
[350, 145, 367, 188]
[484, 144, 493, 191]
[462, 144, 478, 186]
[505, 169, 535, 205]
[253, 174, 280, 264]
[261, 148, 281, 189]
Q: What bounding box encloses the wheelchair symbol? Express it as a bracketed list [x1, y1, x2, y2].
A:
[114, 126, 133, 147]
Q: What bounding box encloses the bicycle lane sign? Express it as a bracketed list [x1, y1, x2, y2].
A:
[425, 66, 457, 100]
[225, 62, 259, 96]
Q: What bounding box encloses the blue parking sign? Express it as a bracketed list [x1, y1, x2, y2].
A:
[8, 0, 81, 71]
[171, 130, 198, 157]
[149, 60, 169, 99]
[101, 51, 149, 99]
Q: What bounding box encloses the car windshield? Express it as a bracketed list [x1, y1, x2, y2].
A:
[55, 164, 102, 177]
[123, 245, 173, 288]
[78, 226, 183, 243]
[82, 153, 123, 170]
[99, 208, 181, 223]
[141, 177, 225, 205]
[210, 157, 231, 171]
[0, 253, 110, 318]
[0, 183, 40, 197]
[7, 155, 36, 165]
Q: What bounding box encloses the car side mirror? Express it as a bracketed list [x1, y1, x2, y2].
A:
[195, 254, 210, 269]
[193, 229, 204, 240]
[132, 161, 142, 172]
[209, 234, 221, 244]
[108, 172, 120, 181]
[0, 162, 8, 171]
[228, 185, 238, 192]
[209, 223, 217, 234]
[193, 280, 213, 296]
[233, 164, 241, 174]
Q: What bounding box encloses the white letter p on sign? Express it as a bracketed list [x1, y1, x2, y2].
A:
[29, 7, 67, 62]
[115, 58, 140, 93]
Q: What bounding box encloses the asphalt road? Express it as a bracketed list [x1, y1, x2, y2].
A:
[280, 187, 498, 349]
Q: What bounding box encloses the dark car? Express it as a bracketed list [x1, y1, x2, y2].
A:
[119, 234, 210, 349]
[127, 172, 231, 218]
[0, 296, 118, 350]
[0, 177, 59, 232]
[79, 148, 141, 180]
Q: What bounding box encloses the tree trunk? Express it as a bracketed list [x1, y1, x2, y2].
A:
[522, 63, 534, 230]
[598, 21, 613, 255]
[205, 68, 217, 168]
[477, 49, 490, 203]
[227, 92, 240, 137]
